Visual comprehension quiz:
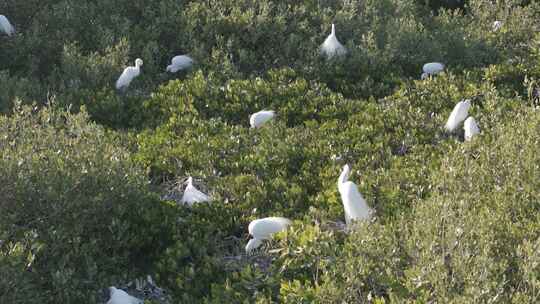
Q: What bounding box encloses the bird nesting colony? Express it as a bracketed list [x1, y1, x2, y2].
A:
[1, 1, 540, 303]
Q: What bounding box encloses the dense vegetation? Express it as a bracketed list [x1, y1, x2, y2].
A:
[1, 0, 539, 303]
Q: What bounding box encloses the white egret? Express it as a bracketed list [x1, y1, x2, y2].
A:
[464, 117, 480, 141]
[181, 177, 210, 205]
[166, 55, 194, 73]
[0, 15, 15, 36]
[492, 20, 503, 31]
[245, 217, 292, 252]
[445, 99, 471, 132]
[107, 287, 142, 304]
[421, 62, 445, 79]
[115, 58, 143, 90]
[338, 164, 373, 226]
[320, 24, 347, 59]
[249, 110, 275, 128]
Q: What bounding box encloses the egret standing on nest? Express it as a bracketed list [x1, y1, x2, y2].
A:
[181, 177, 210, 205]
[115, 58, 143, 91]
[338, 164, 373, 227]
[0, 15, 15, 36]
[245, 217, 292, 253]
[320, 24, 347, 59]
[445, 99, 471, 132]
[166, 55, 194, 73]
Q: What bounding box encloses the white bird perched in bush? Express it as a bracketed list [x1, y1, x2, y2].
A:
[166, 55, 194, 73]
[320, 24, 347, 59]
[250, 110, 275, 128]
[115, 58, 143, 90]
[492, 20, 503, 31]
[421, 62, 445, 79]
[464, 117, 480, 141]
[338, 164, 373, 227]
[0, 15, 15, 36]
[181, 177, 210, 205]
[445, 99, 471, 132]
[107, 287, 142, 304]
[246, 217, 292, 252]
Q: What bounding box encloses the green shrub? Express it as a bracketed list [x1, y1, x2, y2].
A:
[135, 66, 504, 301]
[0, 104, 172, 303]
[156, 203, 246, 302]
[1, 1, 540, 303]
[0, 71, 43, 113]
[415, 0, 467, 11]
[1, 0, 539, 123]
[274, 102, 540, 303]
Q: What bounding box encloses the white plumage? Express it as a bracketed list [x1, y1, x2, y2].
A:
[464, 116, 480, 141]
[0, 15, 15, 36]
[115, 58, 143, 90]
[445, 99, 471, 132]
[249, 110, 275, 128]
[107, 287, 142, 304]
[181, 177, 210, 205]
[166, 55, 194, 73]
[337, 164, 373, 227]
[245, 238, 263, 252]
[245, 217, 292, 252]
[492, 20, 503, 31]
[320, 24, 347, 59]
[421, 62, 445, 79]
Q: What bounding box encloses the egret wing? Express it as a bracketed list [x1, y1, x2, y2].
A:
[340, 182, 372, 223]
[181, 186, 210, 205]
[250, 217, 291, 239]
[0, 15, 15, 36]
[116, 67, 134, 89]
[445, 101, 470, 132]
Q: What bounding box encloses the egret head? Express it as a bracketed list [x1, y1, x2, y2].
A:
[135, 58, 143, 67]
[245, 238, 263, 253]
[338, 164, 352, 185]
[166, 65, 172, 72]
[421, 72, 429, 80]
[462, 99, 472, 111]
[341, 164, 351, 180]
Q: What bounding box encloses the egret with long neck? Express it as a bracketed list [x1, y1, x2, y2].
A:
[320, 23, 347, 59]
[115, 58, 143, 91]
[181, 176, 210, 205]
[338, 164, 373, 226]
